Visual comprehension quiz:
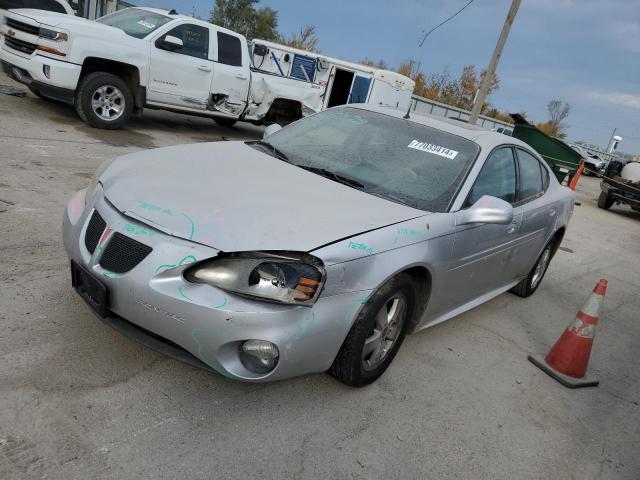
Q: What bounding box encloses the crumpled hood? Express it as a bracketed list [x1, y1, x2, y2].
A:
[101, 142, 426, 252]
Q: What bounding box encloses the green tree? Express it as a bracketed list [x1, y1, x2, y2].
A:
[210, 0, 278, 40]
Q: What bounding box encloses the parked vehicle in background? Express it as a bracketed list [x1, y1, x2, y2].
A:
[598, 160, 640, 212]
[0, 7, 414, 130]
[0, 0, 73, 34]
[250, 39, 415, 112]
[63, 104, 573, 386]
[570, 144, 608, 176]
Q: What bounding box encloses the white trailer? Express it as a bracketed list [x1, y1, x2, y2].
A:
[250, 39, 415, 113]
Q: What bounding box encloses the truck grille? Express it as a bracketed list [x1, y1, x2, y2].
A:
[85, 211, 106, 254]
[6, 18, 41, 36]
[99, 233, 152, 274]
[4, 36, 37, 55]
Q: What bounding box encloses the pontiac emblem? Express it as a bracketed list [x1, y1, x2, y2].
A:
[6, 29, 16, 37]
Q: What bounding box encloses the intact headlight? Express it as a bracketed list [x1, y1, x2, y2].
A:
[85, 159, 114, 205]
[39, 28, 68, 41]
[185, 252, 325, 306]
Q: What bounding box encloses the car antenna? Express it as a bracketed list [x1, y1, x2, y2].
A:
[403, 100, 412, 119]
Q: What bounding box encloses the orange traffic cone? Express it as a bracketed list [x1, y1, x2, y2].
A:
[528, 279, 607, 388]
[561, 172, 570, 187]
[569, 162, 585, 190]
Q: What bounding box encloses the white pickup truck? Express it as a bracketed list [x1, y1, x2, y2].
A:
[0, 7, 323, 128]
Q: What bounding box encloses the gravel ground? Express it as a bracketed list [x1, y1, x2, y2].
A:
[1, 71, 639, 479]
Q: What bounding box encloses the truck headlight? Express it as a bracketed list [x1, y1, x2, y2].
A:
[85, 159, 114, 205]
[185, 252, 325, 305]
[39, 28, 68, 41]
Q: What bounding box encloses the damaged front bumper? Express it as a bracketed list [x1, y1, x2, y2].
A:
[62, 188, 371, 382]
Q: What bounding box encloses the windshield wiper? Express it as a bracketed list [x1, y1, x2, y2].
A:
[296, 165, 365, 190]
[251, 140, 290, 162]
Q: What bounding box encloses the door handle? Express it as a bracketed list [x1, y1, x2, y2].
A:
[198, 65, 212, 72]
[506, 223, 518, 234]
[235, 74, 248, 80]
[548, 208, 557, 217]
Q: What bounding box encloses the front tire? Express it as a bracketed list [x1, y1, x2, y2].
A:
[510, 241, 554, 298]
[75, 72, 133, 130]
[330, 273, 415, 387]
[597, 191, 614, 210]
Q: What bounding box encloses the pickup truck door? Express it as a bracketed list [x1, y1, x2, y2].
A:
[147, 22, 214, 109]
[208, 29, 250, 117]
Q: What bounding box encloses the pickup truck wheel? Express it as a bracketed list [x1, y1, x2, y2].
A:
[75, 72, 133, 129]
[597, 191, 614, 210]
[213, 118, 237, 128]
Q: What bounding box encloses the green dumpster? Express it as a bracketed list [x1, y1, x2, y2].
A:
[510, 114, 582, 183]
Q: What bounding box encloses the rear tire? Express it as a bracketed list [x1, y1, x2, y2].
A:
[213, 117, 238, 128]
[510, 241, 554, 298]
[597, 191, 614, 210]
[75, 72, 133, 130]
[329, 273, 415, 387]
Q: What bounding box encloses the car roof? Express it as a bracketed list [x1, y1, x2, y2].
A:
[344, 104, 535, 154]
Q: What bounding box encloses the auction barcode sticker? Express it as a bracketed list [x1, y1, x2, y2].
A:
[407, 140, 458, 159]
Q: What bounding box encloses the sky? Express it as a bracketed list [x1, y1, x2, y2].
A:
[133, 0, 640, 154]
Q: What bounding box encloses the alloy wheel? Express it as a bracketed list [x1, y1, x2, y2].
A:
[531, 246, 552, 289]
[91, 85, 125, 121]
[362, 294, 406, 371]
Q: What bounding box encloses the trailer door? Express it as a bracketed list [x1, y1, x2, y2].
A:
[348, 75, 372, 104]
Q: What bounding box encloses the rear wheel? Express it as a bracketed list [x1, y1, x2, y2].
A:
[330, 274, 415, 387]
[597, 191, 614, 210]
[213, 117, 238, 128]
[75, 72, 133, 129]
[510, 241, 554, 298]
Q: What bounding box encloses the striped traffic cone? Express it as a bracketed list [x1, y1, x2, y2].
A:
[528, 279, 607, 388]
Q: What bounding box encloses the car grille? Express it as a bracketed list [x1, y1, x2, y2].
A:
[4, 36, 37, 55]
[99, 232, 152, 273]
[6, 18, 41, 36]
[85, 211, 106, 254]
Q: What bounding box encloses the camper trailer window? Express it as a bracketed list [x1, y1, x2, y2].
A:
[217, 31, 242, 66]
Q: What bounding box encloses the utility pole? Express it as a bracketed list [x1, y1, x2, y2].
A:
[469, 0, 521, 124]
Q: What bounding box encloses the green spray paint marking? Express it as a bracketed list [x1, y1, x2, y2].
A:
[155, 255, 197, 274]
[124, 223, 156, 237]
[348, 241, 374, 255]
[191, 327, 234, 379]
[393, 227, 420, 246]
[295, 312, 317, 337]
[181, 212, 195, 240]
[212, 296, 228, 309]
[102, 271, 120, 279]
[139, 202, 172, 215]
[178, 287, 193, 302]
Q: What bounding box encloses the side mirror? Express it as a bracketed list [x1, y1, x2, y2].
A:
[455, 195, 513, 226]
[159, 35, 183, 51]
[263, 123, 282, 138]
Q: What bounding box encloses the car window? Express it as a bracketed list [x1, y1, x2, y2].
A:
[517, 149, 544, 202]
[466, 147, 516, 206]
[260, 108, 480, 212]
[97, 8, 172, 39]
[160, 24, 209, 59]
[217, 31, 242, 66]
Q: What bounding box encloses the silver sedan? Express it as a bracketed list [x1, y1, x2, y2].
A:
[63, 105, 574, 386]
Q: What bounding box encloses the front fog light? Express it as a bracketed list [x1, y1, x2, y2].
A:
[239, 340, 279, 374]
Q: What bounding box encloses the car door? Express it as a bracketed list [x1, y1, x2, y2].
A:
[208, 30, 249, 117]
[443, 147, 523, 306]
[147, 22, 213, 109]
[510, 148, 556, 277]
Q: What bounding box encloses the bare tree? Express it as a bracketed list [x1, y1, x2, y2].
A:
[278, 25, 319, 52]
[547, 100, 570, 129]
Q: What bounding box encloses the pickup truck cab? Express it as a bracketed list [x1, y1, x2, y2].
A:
[0, 7, 321, 128]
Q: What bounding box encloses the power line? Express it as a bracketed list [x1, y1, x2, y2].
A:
[418, 0, 477, 47]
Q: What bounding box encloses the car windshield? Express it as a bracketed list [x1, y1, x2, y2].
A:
[257, 108, 480, 212]
[96, 8, 172, 39]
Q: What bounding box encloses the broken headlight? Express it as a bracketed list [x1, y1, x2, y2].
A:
[185, 252, 325, 306]
[39, 28, 68, 41]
